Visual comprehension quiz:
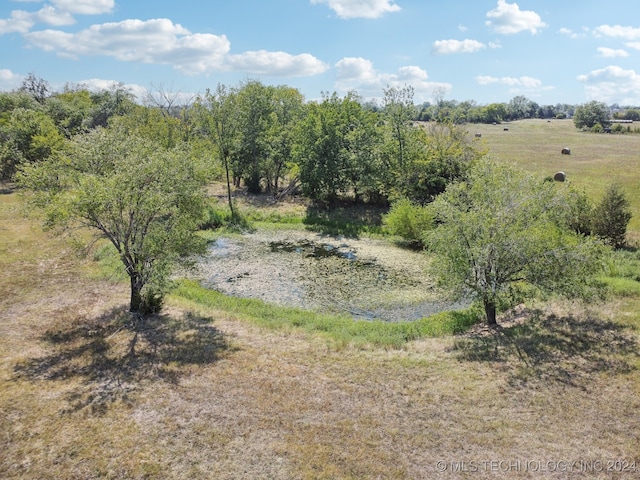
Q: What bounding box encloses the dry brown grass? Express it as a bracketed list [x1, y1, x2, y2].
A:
[2, 187, 640, 479]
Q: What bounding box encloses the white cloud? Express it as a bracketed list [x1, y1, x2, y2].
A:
[594, 25, 640, 40]
[485, 0, 547, 35]
[75, 78, 147, 100]
[626, 42, 640, 50]
[0, 9, 38, 34]
[24, 18, 327, 77]
[334, 57, 451, 102]
[226, 51, 328, 76]
[0, 69, 24, 91]
[597, 47, 629, 58]
[476, 75, 542, 88]
[558, 27, 587, 40]
[0, 0, 114, 35]
[432, 39, 486, 55]
[577, 65, 640, 104]
[458, 24, 468, 32]
[335, 57, 382, 88]
[311, 0, 400, 19]
[32, 6, 75, 26]
[24, 19, 227, 73]
[50, 0, 115, 15]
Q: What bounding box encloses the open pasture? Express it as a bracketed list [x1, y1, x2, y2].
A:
[2, 119, 640, 478]
[471, 119, 640, 236]
[2, 181, 640, 478]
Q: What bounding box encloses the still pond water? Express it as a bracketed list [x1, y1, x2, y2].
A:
[194, 229, 464, 322]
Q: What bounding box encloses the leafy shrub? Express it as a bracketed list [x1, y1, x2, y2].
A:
[552, 187, 594, 236]
[382, 198, 433, 246]
[612, 123, 624, 134]
[592, 184, 632, 249]
[199, 201, 229, 230]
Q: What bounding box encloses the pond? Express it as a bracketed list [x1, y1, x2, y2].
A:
[193, 229, 464, 322]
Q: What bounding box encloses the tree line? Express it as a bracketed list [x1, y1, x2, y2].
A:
[4, 75, 639, 197]
[2, 76, 487, 205]
[5, 74, 633, 326]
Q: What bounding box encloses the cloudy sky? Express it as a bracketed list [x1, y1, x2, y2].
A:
[2, 0, 640, 105]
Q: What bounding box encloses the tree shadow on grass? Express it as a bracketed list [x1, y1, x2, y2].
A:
[452, 308, 640, 390]
[304, 203, 385, 238]
[14, 307, 233, 415]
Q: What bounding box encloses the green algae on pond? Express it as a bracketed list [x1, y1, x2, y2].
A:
[195, 230, 466, 322]
[269, 240, 359, 260]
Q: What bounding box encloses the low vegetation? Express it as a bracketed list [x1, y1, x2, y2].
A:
[2, 73, 640, 477]
[2, 180, 640, 478]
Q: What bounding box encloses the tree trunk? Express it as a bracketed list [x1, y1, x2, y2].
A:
[223, 156, 235, 216]
[484, 299, 497, 326]
[129, 274, 144, 314]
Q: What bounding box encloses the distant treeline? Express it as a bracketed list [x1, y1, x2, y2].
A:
[2, 74, 638, 204]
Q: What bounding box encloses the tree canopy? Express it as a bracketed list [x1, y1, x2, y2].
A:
[18, 126, 209, 315]
[573, 101, 611, 130]
[425, 159, 604, 326]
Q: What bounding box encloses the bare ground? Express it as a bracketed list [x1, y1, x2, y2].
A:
[2, 190, 640, 479]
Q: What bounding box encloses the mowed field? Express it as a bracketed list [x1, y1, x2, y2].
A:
[2, 120, 640, 479]
[471, 119, 640, 237]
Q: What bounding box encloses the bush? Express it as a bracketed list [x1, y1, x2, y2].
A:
[199, 201, 229, 230]
[592, 184, 632, 249]
[553, 187, 594, 236]
[612, 123, 624, 134]
[382, 198, 433, 246]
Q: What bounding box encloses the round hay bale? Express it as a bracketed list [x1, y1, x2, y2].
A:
[553, 171, 566, 182]
[561, 147, 571, 155]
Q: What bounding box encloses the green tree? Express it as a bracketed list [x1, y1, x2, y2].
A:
[425, 160, 604, 326]
[18, 126, 209, 315]
[398, 121, 484, 202]
[507, 95, 533, 120]
[0, 107, 65, 180]
[592, 184, 632, 249]
[382, 84, 418, 170]
[573, 101, 611, 130]
[85, 84, 136, 129]
[294, 91, 383, 203]
[477, 103, 507, 124]
[294, 93, 348, 203]
[0, 91, 40, 122]
[264, 85, 305, 195]
[111, 103, 182, 149]
[234, 80, 274, 192]
[196, 84, 240, 216]
[19, 72, 50, 104]
[45, 89, 94, 138]
[339, 91, 384, 203]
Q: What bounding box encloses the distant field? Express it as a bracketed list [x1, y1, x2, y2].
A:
[470, 119, 640, 236]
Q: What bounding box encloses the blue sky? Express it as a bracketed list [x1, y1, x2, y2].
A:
[2, 0, 640, 106]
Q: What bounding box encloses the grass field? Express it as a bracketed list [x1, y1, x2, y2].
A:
[2, 121, 640, 479]
[471, 119, 640, 237]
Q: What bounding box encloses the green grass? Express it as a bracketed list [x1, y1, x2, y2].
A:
[172, 280, 481, 348]
[4, 179, 640, 480]
[473, 119, 640, 235]
[599, 248, 640, 297]
[600, 276, 640, 297]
